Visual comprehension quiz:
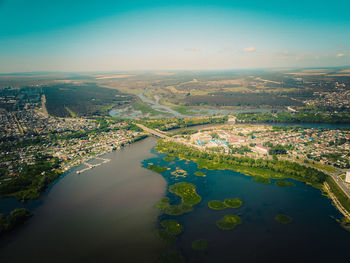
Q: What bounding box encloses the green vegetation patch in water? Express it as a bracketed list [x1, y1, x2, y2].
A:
[275, 180, 296, 187]
[275, 214, 293, 224]
[157, 182, 201, 216]
[192, 239, 209, 251]
[208, 200, 227, 210]
[194, 171, 206, 177]
[171, 168, 188, 178]
[0, 208, 32, 235]
[253, 176, 271, 185]
[147, 164, 168, 173]
[161, 220, 183, 235]
[169, 182, 201, 206]
[224, 198, 243, 208]
[216, 215, 242, 230]
[164, 156, 175, 162]
[158, 219, 183, 243]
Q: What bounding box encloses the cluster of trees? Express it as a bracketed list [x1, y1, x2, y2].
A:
[0, 208, 32, 236]
[156, 140, 327, 188]
[228, 145, 252, 155]
[0, 155, 61, 201]
[140, 116, 228, 131]
[184, 92, 304, 107]
[268, 145, 288, 155]
[44, 83, 134, 117]
[170, 129, 198, 137]
[236, 112, 350, 124]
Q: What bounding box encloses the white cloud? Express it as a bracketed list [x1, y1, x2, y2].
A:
[336, 53, 345, 57]
[185, 47, 201, 52]
[243, 46, 256, 52]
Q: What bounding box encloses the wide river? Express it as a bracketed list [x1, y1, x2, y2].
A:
[0, 137, 166, 263]
[1, 136, 350, 263]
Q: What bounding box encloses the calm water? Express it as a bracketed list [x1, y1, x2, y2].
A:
[144, 150, 350, 263]
[0, 137, 166, 263]
[1, 137, 350, 263]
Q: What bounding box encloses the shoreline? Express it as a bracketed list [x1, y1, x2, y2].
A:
[324, 182, 350, 219]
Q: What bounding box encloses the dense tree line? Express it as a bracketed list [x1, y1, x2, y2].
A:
[44, 83, 134, 117]
[184, 92, 304, 107]
[156, 140, 327, 188]
[236, 112, 350, 124]
[0, 155, 61, 201]
[140, 116, 228, 131]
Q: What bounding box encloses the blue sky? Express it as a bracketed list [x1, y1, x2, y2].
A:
[0, 0, 349, 72]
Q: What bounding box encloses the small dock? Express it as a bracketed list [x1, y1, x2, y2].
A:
[76, 157, 111, 174]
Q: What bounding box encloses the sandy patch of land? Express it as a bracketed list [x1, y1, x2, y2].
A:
[95, 74, 135, 79]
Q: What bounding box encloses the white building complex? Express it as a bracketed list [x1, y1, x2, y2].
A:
[346, 171, 350, 184]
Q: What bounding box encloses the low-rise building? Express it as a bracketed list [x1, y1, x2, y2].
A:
[346, 171, 350, 183]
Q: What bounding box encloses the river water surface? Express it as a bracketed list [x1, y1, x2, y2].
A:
[0, 137, 166, 263]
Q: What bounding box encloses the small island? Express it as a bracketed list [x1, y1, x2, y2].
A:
[216, 215, 242, 230]
[0, 208, 32, 236]
[224, 198, 243, 208]
[192, 239, 209, 251]
[171, 168, 188, 178]
[147, 164, 168, 173]
[275, 214, 293, 224]
[194, 171, 206, 177]
[156, 182, 201, 216]
[253, 176, 271, 185]
[208, 200, 227, 210]
[208, 198, 242, 210]
[164, 156, 175, 162]
[158, 219, 183, 243]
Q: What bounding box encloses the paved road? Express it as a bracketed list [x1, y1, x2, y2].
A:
[282, 157, 350, 199]
[136, 124, 170, 139]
